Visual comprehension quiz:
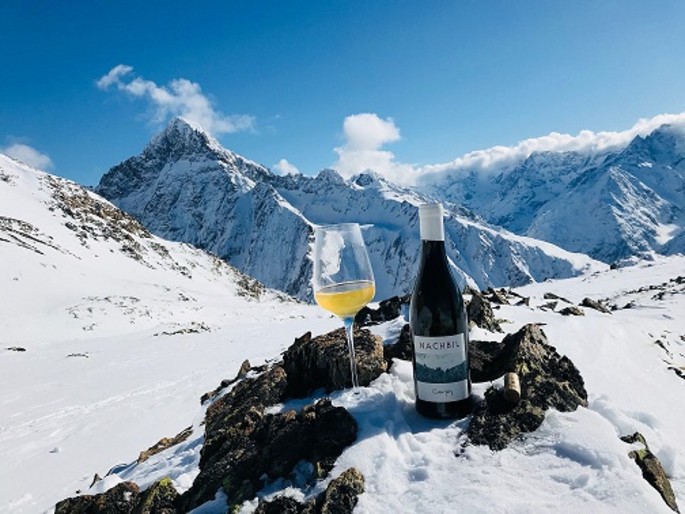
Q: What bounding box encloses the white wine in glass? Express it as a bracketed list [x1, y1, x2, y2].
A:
[313, 223, 375, 388]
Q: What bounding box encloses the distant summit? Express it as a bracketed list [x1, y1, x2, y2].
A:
[144, 116, 226, 158]
[429, 124, 685, 263]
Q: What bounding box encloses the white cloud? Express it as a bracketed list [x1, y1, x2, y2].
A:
[331, 110, 685, 186]
[97, 64, 256, 136]
[273, 159, 300, 175]
[342, 113, 401, 150]
[422, 111, 685, 178]
[1, 143, 53, 170]
[96, 64, 133, 89]
[332, 113, 415, 183]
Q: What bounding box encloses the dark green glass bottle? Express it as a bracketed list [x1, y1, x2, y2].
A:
[410, 203, 473, 419]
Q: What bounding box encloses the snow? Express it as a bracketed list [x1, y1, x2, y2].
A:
[85, 248, 685, 514]
[2, 153, 685, 514]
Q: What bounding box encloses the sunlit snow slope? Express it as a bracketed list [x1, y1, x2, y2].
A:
[0, 154, 340, 513]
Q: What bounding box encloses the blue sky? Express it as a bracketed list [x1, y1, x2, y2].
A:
[2, 1, 685, 185]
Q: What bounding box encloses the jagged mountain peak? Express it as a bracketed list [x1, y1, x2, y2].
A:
[432, 122, 685, 263]
[352, 169, 386, 188]
[143, 116, 232, 162]
[620, 123, 685, 163]
[97, 118, 273, 202]
[315, 168, 346, 184]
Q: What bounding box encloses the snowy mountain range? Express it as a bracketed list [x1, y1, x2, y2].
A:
[428, 124, 685, 263]
[96, 118, 601, 300]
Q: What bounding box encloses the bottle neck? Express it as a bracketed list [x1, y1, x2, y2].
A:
[419, 211, 444, 241]
[420, 239, 448, 265]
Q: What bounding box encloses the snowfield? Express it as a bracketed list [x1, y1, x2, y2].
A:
[130, 256, 683, 514]
[1, 153, 684, 513]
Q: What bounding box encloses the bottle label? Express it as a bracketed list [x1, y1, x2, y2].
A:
[413, 334, 468, 402]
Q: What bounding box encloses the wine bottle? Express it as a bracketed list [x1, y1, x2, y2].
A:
[410, 203, 473, 419]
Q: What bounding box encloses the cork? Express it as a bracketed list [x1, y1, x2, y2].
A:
[503, 372, 521, 404]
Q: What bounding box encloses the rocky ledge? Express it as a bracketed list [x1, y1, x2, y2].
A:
[56, 328, 384, 514]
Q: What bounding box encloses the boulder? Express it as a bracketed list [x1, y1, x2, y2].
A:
[255, 496, 304, 514]
[55, 481, 141, 514]
[256, 468, 365, 514]
[54, 478, 179, 514]
[580, 297, 611, 314]
[539, 301, 558, 312]
[182, 365, 290, 508]
[304, 467, 365, 514]
[355, 294, 409, 326]
[559, 306, 585, 316]
[467, 291, 503, 333]
[468, 340, 512, 383]
[621, 432, 680, 513]
[467, 324, 587, 450]
[283, 328, 385, 397]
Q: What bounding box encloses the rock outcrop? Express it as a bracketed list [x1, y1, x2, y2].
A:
[55, 481, 142, 514]
[559, 305, 585, 316]
[54, 325, 381, 513]
[355, 295, 409, 327]
[467, 291, 503, 333]
[621, 432, 680, 513]
[137, 426, 193, 464]
[255, 467, 365, 514]
[467, 324, 588, 450]
[283, 328, 385, 397]
[53, 317, 590, 512]
[181, 397, 358, 511]
[581, 297, 611, 314]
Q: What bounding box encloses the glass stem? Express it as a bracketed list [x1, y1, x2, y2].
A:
[343, 316, 360, 388]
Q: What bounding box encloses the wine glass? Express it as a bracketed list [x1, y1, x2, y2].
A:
[313, 223, 375, 388]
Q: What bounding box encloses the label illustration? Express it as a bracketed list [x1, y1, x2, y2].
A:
[413, 334, 468, 402]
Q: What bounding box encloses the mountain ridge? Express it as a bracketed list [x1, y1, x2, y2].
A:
[96, 117, 601, 300]
[428, 124, 685, 263]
